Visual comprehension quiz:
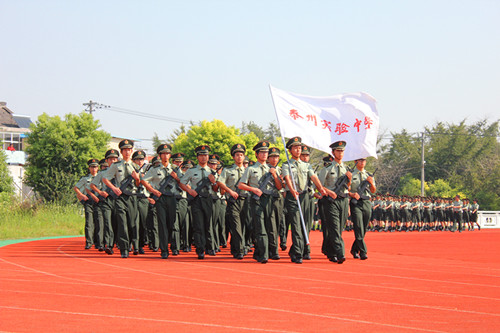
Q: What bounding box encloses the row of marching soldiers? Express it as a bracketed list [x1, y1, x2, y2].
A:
[359, 194, 480, 233]
[74, 136, 376, 263]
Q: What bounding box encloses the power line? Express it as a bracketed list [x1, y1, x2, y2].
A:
[90, 102, 192, 124]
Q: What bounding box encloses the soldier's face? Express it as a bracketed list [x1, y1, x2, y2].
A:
[197, 154, 209, 165]
[256, 151, 268, 163]
[106, 157, 118, 165]
[121, 148, 133, 160]
[233, 152, 245, 164]
[300, 154, 310, 162]
[160, 152, 171, 163]
[173, 160, 183, 167]
[290, 145, 302, 159]
[89, 165, 99, 176]
[333, 149, 344, 161]
[267, 155, 279, 166]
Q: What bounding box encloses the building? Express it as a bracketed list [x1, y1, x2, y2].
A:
[0, 102, 32, 199]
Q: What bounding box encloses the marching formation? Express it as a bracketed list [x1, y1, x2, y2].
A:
[74, 136, 382, 264]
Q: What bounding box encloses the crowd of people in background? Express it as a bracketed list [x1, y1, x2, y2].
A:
[73, 137, 479, 265]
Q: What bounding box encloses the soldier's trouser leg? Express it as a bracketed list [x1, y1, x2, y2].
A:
[156, 196, 171, 256]
[324, 196, 348, 259]
[177, 198, 189, 249]
[146, 203, 159, 250]
[302, 194, 313, 257]
[136, 197, 149, 249]
[242, 199, 252, 251]
[219, 200, 227, 247]
[115, 194, 137, 255]
[318, 198, 328, 255]
[191, 196, 213, 255]
[350, 199, 371, 255]
[227, 198, 245, 257]
[211, 199, 220, 251]
[251, 194, 271, 262]
[285, 192, 304, 260]
[164, 196, 178, 252]
[268, 196, 280, 258]
[102, 197, 115, 248]
[83, 201, 95, 247]
[93, 202, 103, 249]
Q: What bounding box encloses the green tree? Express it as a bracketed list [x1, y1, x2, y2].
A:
[0, 143, 14, 193]
[172, 119, 259, 166]
[25, 112, 110, 204]
[397, 175, 429, 197]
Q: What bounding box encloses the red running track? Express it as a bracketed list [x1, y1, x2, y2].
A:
[1, 229, 500, 332]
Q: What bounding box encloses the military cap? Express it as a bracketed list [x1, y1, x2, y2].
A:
[171, 152, 185, 162]
[119, 139, 134, 149]
[87, 158, 99, 167]
[286, 136, 302, 149]
[151, 155, 161, 166]
[329, 141, 346, 151]
[195, 145, 211, 155]
[99, 158, 108, 167]
[231, 143, 246, 156]
[268, 147, 280, 157]
[105, 149, 119, 158]
[156, 144, 172, 154]
[132, 150, 146, 160]
[208, 154, 220, 164]
[253, 140, 270, 152]
[301, 144, 311, 155]
[182, 159, 194, 168]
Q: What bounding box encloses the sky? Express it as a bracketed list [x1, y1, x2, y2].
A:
[1, 0, 499, 153]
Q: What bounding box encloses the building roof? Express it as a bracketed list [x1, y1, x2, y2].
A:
[13, 115, 32, 129]
[0, 102, 19, 128]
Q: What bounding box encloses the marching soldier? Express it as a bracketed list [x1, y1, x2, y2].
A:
[141, 144, 180, 259]
[217, 144, 248, 259]
[267, 146, 283, 260]
[348, 158, 376, 260]
[180, 159, 194, 251]
[299, 144, 316, 259]
[73, 158, 100, 249]
[238, 141, 282, 263]
[318, 141, 351, 264]
[171, 153, 191, 252]
[145, 156, 161, 251]
[179, 145, 218, 259]
[91, 149, 119, 254]
[132, 150, 149, 254]
[102, 139, 140, 258]
[282, 137, 326, 264]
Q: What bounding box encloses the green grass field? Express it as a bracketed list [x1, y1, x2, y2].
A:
[0, 198, 84, 240]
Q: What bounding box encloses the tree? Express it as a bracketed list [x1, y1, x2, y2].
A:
[171, 119, 260, 166]
[0, 143, 14, 194]
[25, 112, 110, 204]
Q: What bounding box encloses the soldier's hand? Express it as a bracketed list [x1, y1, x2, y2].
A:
[101, 191, 109, 198]
[253, 188, 263, 197]
[188, 189, 198, 198]
[291, 189, 299, 199]
[81, 195, 89, 201]
[367, 176, 374, 185]
[152, 189, 162, 198]
[208, 174, 216, 183]
[230, 190, 239, 200]
[327, 189, 337, 200]
[131, 171, 140, 181]
[319, 187, 327, 197]
[270, 168, 277, 176]
[113, 188, 122, 197]
[346, 171, 352, 180]
[170, 171, 179, 181]
[350, 192, 360, 200]
[148, 198, 155, 205]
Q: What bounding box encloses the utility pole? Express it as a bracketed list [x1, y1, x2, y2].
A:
[420, 132, 425, 196]
[83, 100, 97, 115]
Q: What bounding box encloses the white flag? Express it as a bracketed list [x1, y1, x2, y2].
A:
[270, 85, 379, 161]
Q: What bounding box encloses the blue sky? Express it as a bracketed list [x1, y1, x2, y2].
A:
[1, 0, 499, 152]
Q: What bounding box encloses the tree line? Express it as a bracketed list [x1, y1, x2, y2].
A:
[1, 112, 497, 210]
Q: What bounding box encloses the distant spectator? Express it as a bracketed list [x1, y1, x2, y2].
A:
[7, 144, 15, 151]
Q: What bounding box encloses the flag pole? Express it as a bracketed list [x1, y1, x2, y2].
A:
[269, 85, 310, 245]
